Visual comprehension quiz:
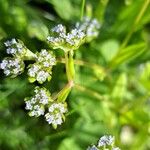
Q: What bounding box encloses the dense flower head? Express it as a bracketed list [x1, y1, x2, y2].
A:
[87, 135, 121, 150]
[0, 57, 25, 77]
[45, 102, 67, 128]
[76, 17, 100, 42]
[98, 135, 114, 147]
[4, 38, 28, 58]
[47, 24, 85, 52]
[25, 86, 52, 117]
[28, 49, 56, 84]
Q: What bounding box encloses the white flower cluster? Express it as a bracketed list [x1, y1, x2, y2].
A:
[25, 87, 68, 128]
[98, 135, 114, 147]
[47, 24, 85, 51]
[76, 17, 100, 42]
[4, 38, 27, 57]
[45, 102, 67, 128]
[25, 86, 52, 117]
[28, 49, 56, 84]
[0, 38, 30, 77]
[87, 135, 121, 150]
[0, 58, 24, 77]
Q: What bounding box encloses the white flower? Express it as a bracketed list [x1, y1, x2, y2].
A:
[98, 135, 114, 147]
[0, 57, 24, 77]
[4, 38, 27, 57]
[25, 87, 52, 117]
[28, 49, 56, 83]
[37, 49, 56, 67]
[75, 17, 100, 42]
[47, 24, 85, 51]
[28, 64, 40, 77]
[4, 38, 17, 47]
[51, 24, 66, 33]
[45, 103, 67, 127]
[37, 70, 49, 83]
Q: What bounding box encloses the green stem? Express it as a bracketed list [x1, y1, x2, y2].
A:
[23, 49, 37, 60]
[65, 52, 70, 81]
[74, 83, 106, 101]
[57, 58, 107, 79]
[80, 0, 86, 20]
[65, 51, 75, 82]
[53, 81, 74, 102]
[120, 0, 150, 49]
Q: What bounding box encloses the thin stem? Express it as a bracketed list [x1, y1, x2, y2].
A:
[74, 83, 105, 101]
[57, 58, 106, 74]
[80, 0, 86, 20]
[65, 52, 70, 81]
[120, 0, 150, 49]
[23, 49, 37, 60]
[52, 80, 74, 101]
[65, 51, 75, 82]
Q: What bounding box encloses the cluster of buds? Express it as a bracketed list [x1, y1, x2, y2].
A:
[4, 38, 27, 57]
[28, 49, 56, 84]
[76, 17, 100, 42]
[45, 102, 67, 129]
[25, 86, 67, 128]
[0, 57, 24, 77]
[87, 135, 121, 150]
[47, 24, 85, 52]
[0, 38, 30, 77]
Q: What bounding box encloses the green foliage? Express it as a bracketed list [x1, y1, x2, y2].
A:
[0, 0, 150, 150]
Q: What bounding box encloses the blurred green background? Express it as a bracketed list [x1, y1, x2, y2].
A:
[0, 0, 150, 150]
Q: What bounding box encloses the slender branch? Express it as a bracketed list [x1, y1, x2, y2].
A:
[80, 0, 86, 20]
[74, 83, 106, 101]
[52, 81, 74, 101]
[57, 58, 106, 74]
[120, 0, 150, 49]
[65, 52, 71, 81]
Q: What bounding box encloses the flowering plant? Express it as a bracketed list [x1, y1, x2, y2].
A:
[0, 17, 100, 129]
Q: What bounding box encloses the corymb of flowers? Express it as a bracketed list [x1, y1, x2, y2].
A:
[87, 135, 121, 150]
[0, 17, 100, 129]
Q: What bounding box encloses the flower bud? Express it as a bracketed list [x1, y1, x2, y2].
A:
[25, 86, 52, 117]
[4, 39, 28, 58]
[0, 57, 25, 77]
[28, 49, 56, 84]
[47, 24, 85, 52]
[76, 17, 101, 42]
[45, 102, 67, 129]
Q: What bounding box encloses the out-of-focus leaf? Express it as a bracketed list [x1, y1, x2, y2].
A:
[9, 6, 27, 31]
[27, 20, 49, 41]
[100, 39, 119, 62]
[0, 27, 7, 40]
[58, 138, 81, 150]
[111, 73, 127, 105]
[95, 0, 109, 22]
[139, 62, 150, 91]
[46, 0, 79, 20]
[109, 43, 146, 68]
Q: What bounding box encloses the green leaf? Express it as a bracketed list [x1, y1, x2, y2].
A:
[140, 62, 150, 91]
[111, 73, 127, 104]
[46, 0, 79, 20]
[100, 39, 119, 62]
[27, 20, 48, 41]
[58, 138, 81, 150]
[109, 43, 146, 68]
